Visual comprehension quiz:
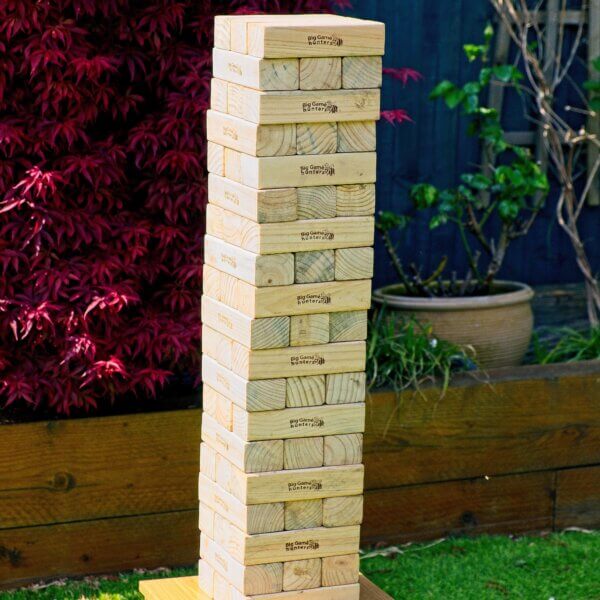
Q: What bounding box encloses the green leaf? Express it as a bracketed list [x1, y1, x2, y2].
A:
[430, 80, 455, 100]
[498, 199, 520, 222]
[429, 214, 448, 229]
[461, 173, 491, 191]
[445, 88, 466, 109]
[583, 80, 600, 91]
[376, 210, 410, 232]
[484, 22, 494, 43]
[591, 98, 600, 111]
[479, 67, 493, 86]
[493, 65, 519, 82]
[410, 183, 439, 209]
[464, 44, 485, 62]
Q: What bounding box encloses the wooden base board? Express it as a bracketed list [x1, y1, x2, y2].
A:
[139, 575, 392, 600]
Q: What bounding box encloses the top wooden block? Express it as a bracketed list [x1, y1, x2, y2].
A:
[215, 14, 385, 58]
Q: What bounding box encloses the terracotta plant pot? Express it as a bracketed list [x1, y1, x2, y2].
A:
[372, 280, 535, 369]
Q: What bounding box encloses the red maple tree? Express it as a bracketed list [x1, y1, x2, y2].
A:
[0, 0, 336, 416]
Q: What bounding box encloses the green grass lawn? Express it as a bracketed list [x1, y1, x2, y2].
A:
[1, 533, 598, 600]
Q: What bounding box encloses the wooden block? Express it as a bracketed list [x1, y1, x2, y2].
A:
[214, 16, 231, 50]
[296, 123, 337, 155]
[296, 186, 336, 220]
[204, 327, 366, 379]
[283, 559, 321, 591]
[203, 264, 372, 318]
[199, 502, 215, 538]
[229, 463, 364, 505]
[284, 499, 323, 532]
[335, 247, 374, 280]
[200, 442, 217, 481]
[300, 57, 341, 90]
[207, 205, 374, 254]
[284, 437, 324, 470]
[202, 413, 284, 473]
[286, 376, 325, 408]
[202, 355, 286, 412]
[290, 314, 329, 346]
[202, 296, 290, 350]
[215, 451, 233, 494]
[207, 141, 224, 175]
[232, 403, 365, 442]
[211, 78, 229, 112]
[213, 144, 377, 188]
[325, 372, 366, 404]
[337, 121, 376, 153]
[204, 236, 294, 287]
[199, 474, 284, 535]
[214, 571, 232, 600]
[227, 82, 381, 124]
[246, 17, 385, 58]
[215, 518, 361, 565]
[203, 385, 233, 431]
[198, 559, 215, 596]
[329, 311, 368, 342]
[324, 433, 363, 466]
[209, 174, 297, 224]
[207, 110, 296, 157]
[321, 554, 360, 586]
[213, 48, 299, 91]
[294, 250, 334, 284]
[201, 533, 283, 595]
[322, 496, 363, 527]
[336, 183, 376, 216]
[342, 56, 382, 89]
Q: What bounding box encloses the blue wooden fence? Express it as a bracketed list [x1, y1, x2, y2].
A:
[348, 0, 600, 290]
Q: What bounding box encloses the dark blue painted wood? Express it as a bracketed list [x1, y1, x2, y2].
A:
[348, 0, 600, 290]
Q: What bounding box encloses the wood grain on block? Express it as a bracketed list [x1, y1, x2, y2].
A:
[286, 375, 325, 408]
[213, 48, 299, 91]
[208, 174, 297, 224]
[207, 141, 224, 175]
[213, 571, 229, 600]
[203, 327, 366, 379]
[202, 296, 289, 350]
[246, 17, 385, 58]
[211, 78, 229, 112]
[322, 495, 363, 527]
[284, 499, 323, 531]
[336, 183, 376, 216]
[217, 146, 377, 188]
[290, 314, 329, 346]
[207, 111, 296, 157]
[227, 82, 381, 124]
[324, 433, 363, 466]
[321, 554, 360, 586]
[199, 474, 284, 535]
[203, 265, 372, 318]
[342, 56, 383, 89]
[296, 122, 337, 155]
[296, 186, 336, 220]
[202, 355, 286, 412]
[294, 250, 335, 284]
[232, 403, 365, 442]
[202, 413, 283, 473]
[198, 559, 215, 596]
[335, 247, 374, 280]
[215, 451, 232, 495]
[214, 16, 231, 49]
[230, 464, 364, 504]
[202, 385, 233, 431]
[200, 442, 217, 481]
[215, 518, 361, 565]
[337, 121, 376, 152]
[204, 236, 294, 287]
[283, 558, 321, 591]
[329, 311, 368, 342]
[201, 534, 283, 595]
[326, 372, 367, 404]
[300, 57, 342, 90]
[206, 205, 375, 255]
[284, 437, 324, 470]
[199, 503, 215, 538]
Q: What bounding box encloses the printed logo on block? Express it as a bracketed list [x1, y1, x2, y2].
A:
[289, 417, 325, 429]
[291, 354, 325, 366]
[216, 373, 231, 390]
[307, 33, 343, 47]
[287, 480, 323, 492]
[302, 101, 339, 114]
[227, 62, 242, 75]
[222, 126, 238, 140]
[296, 292, 332, 306]
[218, 313, 233, 329]
[300, 229, 335, 241]
[220, 253, 237, 268]
[224, 190, 240, 205]
[286, 539, 321, 552]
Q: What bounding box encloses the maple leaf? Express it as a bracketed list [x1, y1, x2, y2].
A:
[381, 109, 414, 125]
[383, 67, 423, 86]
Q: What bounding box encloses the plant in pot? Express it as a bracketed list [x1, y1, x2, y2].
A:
[373, 27, 550, 369]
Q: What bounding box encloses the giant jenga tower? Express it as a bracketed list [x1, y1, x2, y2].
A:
[141, 12, 389, 600]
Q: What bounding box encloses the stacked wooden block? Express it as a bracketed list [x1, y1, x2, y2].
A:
[199, 14, 384, 600]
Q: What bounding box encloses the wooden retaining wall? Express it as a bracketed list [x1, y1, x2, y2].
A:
[1, 361, 599, 588]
